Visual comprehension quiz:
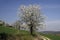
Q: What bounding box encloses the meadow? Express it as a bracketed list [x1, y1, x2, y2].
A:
[0, 26, 60, 40]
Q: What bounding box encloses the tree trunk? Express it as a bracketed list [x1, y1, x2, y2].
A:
[18, 26, 20, 30]
[30, 23, 33, 35]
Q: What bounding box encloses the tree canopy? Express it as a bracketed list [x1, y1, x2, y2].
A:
[18, 4, 45, 35]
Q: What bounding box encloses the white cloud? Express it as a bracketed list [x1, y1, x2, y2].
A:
[46, 20, 60, 25]
[45, 20, 60, 31]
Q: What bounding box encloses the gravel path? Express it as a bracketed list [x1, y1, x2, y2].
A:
[34, 34, 51, 40]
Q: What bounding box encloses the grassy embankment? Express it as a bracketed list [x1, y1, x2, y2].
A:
[0, 26, 33, 40]
[0, 26, 60, 40]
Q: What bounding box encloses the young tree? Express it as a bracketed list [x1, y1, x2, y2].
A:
[18, 4, 45, 35]
[12, 20, 22, 30]
[0, 20, 5, 26]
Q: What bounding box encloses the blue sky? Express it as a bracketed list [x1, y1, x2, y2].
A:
[0, 0, 60, 31]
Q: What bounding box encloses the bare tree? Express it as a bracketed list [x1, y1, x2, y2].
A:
[18, 4, 45, 35]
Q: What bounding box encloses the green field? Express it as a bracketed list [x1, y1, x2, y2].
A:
[0, 26, 17, 34]
[0, 26, 30, 34]
[0, 26, 33, 40]
[0, 26, 60, 40]
[40, 33, 60, 40]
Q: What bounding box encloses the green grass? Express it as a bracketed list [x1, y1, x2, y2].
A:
[0, 26, 18, 34]
[0, 26, 33, 40]
[1, 26, 60, 40]
[0, 26, 30, 34]
[39, 33, 60, 40]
